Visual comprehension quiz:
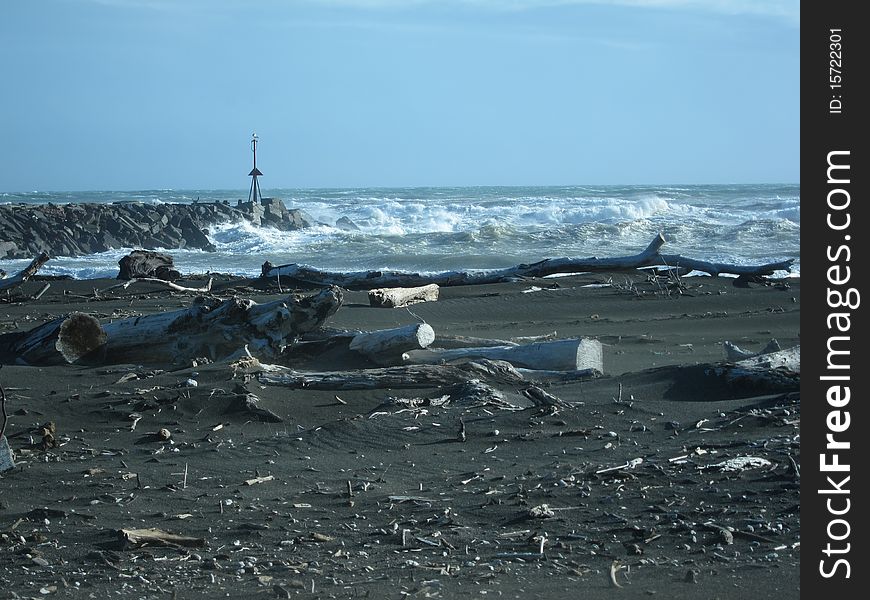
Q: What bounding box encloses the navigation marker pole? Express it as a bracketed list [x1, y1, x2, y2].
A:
[248, 132, 263, 203]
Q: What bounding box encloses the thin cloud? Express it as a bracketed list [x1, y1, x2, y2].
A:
[68, 0, 179, 9]
[275, 16, 652, 49]
[311, 0, 799, 24]
[66, 0, 799, 25]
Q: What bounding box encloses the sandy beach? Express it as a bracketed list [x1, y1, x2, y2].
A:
[0, 271, 799, 599]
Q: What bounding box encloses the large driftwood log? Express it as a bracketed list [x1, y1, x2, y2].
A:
[11, 313, 107, 365]
[431, 332, 556, 349]
[261, 234, 794, 289]
[730, 345, 799, 372]
[10, 287, 343, 366]
[434, 334, 518, 349]
[0, 253, 50, 293]
[257, 359, 527, 390]
[706, 345, 800, 393]
[723, 339, 782, 362]
[0, 436, 13, 473]
[368, 284, 439, 308]
[403, 338, 603, 373]
[349, 323, 435, 365]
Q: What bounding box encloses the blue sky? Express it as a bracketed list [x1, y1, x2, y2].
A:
[1, 0, 799, 191]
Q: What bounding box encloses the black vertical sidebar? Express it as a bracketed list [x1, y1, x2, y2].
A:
[802, 2, 867, 597]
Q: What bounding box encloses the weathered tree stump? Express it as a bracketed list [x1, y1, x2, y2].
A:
[9, 287, 343, 366]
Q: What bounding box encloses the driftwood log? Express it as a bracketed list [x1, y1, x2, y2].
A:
[0, 379, 12, 472]
[282, 324, 590, 372]
[10, 313, 107, 365]
[98, 277, 214, 295]
[431, 332, 557, 349]
[615, 344, 800, 403]
[368, 284, 439, 308]
[649, 345, 799, 397]
[349, 323, 435, 365]
[119, 528, 205, 549]
[253, 358, 600, 391]
[0, 253, 50, 293]
[0, 436, 13, 473]
[261, 234, 794, 289]
[403, 338, 603, 373]
[257, 359, 528, 390]
[9, 287, 343, 366]
[723, 339, 782, 362]
[713, 345, 800, 392]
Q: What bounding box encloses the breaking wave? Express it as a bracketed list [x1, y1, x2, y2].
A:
[1, 184, 799, 278]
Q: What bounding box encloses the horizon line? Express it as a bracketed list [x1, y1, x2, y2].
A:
[3, 181, 801, 195]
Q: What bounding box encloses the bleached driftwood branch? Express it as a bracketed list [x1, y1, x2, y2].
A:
[403, 338, 603, 373]
[723, 339, 782, 362]
[368, 284, 439, 308]
[261, 234, 794, 289]
[257, 359, 527, 390]
[98, 277, 214, 295]
[430, 333, 556, 349]
[0, 253, 50, 293]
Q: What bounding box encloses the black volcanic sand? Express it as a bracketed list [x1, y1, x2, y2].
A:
[0, 273, 800, 599]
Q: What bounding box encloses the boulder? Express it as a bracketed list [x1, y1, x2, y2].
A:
[0, 241, 18, 258]
[0, 199, 313, 259]
[286, 208, 314, 230]
[117, 250, 181, 281]
[335, 216, 360, 231]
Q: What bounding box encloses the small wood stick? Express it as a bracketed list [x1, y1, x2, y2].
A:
[31, 283, 51, 301]
[609, 560, 623, 588]
[0, 371, 7, 441]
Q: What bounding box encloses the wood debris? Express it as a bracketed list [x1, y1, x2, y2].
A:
[118, 528, 205, 549]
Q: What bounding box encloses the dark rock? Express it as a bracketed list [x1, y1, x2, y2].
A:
[286, 209, 314, 230]
[335, 216, 360, 231]
[0, 199, 313, 259]
[141, 236, 165, 249]
[0, 241, 18, 258]
[118, 250, 181, 281]
[179, 216, 215, 251]
[105, 217, 124, 236]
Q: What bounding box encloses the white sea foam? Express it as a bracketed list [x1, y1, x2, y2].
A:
[1, 184, 800, 279]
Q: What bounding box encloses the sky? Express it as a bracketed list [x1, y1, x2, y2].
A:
[1, 0, 799, 191]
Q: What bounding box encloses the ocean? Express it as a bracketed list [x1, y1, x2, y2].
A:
[1, 184, 799, 279]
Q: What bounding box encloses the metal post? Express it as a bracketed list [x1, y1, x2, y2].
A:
[248, 132, 263, 203]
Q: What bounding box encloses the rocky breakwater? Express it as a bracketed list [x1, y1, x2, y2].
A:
[0, 198, 313, 259]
